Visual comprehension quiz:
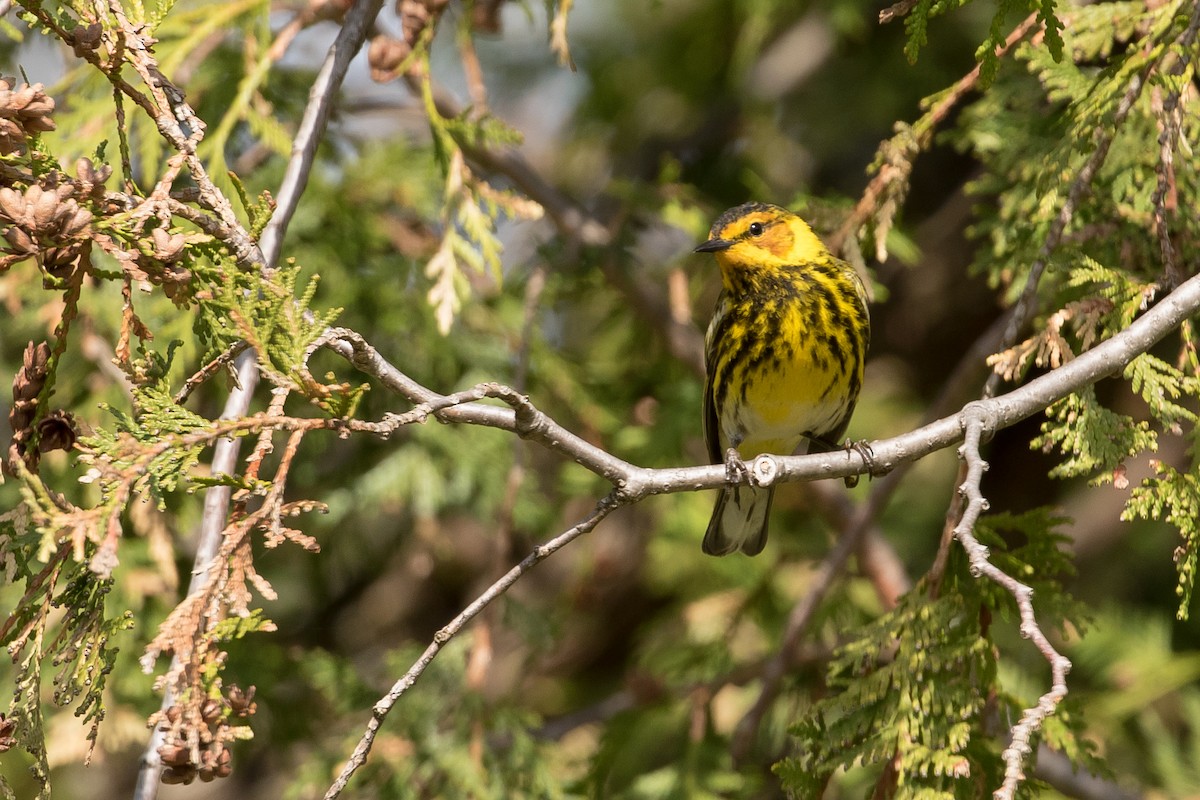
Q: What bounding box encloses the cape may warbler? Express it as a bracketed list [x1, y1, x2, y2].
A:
[696, 202, 870, 556]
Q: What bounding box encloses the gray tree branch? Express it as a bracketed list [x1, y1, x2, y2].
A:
[132, 1, 382, 797]
[319, 264, 1200, 797]
[327, 259, 1200, 498]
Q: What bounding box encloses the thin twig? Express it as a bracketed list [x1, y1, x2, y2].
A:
[534, 642, 832, 743]
[1150, 84, 1179, 284]
[456, 20, 489, 114]
[827, 13, 1040, 256]
[878, 0, 920, 24]
[983, 52, 1156, 400]
[412, 75, 611, 245]
[258, 0, 385, 267]
[1149, 3, 1200, 289]
[325, 328, 637, 483]
[464, 266, 546, 750]
[131, 2, 383, 797]
[173, 340, 252, 405]
[322, 491, 625, 800]
[808, 480, 911, 609]
[1033, 744, 1142, 800]
[929, 459, 970, 598]
[954, 404, 1071, 800]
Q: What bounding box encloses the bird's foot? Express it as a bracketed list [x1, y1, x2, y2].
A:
[724, 447, 750, 486]
[842, 439, 879, 488]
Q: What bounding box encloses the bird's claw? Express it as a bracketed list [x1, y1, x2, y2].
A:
[843, 439, 878, 488]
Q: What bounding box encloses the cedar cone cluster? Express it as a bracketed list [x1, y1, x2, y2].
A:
[6, 342, 77, 475]
[66, 22, 104, 57]
[367, 0, 456, 81]
[364, 0, 511, 81]
[0, 153, 192, 301]
[0, 181, 94, 278]
[157, 685, 257, 785]
[0, 714, 15, 752]
[367, 0, 508, 80]
[0, 157, 111, 279]
[0, 78, 55, 155]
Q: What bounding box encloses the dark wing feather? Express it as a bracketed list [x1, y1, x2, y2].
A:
[703, 369, 720, 465]
[702, 296, 730, 466]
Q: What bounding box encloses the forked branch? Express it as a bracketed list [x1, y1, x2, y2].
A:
[318, 264, 1200, 797]
[955, 404, 1071, 800]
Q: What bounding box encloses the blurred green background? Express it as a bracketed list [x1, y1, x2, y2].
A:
[2, 0, 1198, 798]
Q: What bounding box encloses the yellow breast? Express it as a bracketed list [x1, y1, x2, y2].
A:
[723, 304, 853, 457]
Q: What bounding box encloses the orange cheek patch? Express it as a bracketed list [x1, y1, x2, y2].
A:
[757, 225, 794, 259]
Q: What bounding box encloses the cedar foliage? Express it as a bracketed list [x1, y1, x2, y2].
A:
[1, 1, 1199, 799]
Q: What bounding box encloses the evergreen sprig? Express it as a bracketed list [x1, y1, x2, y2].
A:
[45, 570, 132, 756]
[1124, 462, 1200, 619]
[781, 583, 999, 799]
[782, 510, 1090, 798]
[900, 0, 1065, 87]
[1033, 387, 1156, 480]
[951, 0, 1200, 624]
[87, 384, 213, 502]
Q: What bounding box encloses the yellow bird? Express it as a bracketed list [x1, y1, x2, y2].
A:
[696, 202, 870, 556]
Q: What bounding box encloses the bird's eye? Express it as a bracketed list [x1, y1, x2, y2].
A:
[748, 222, 764, 237]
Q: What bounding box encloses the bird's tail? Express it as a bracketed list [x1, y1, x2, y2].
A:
[702, 485, 774, 556]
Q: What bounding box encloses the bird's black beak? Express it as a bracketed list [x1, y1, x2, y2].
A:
[694, 237, 734, 253]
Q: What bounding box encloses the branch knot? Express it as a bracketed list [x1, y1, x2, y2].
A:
[960, 400, 999, 443]
[750, 455, 780, 488]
